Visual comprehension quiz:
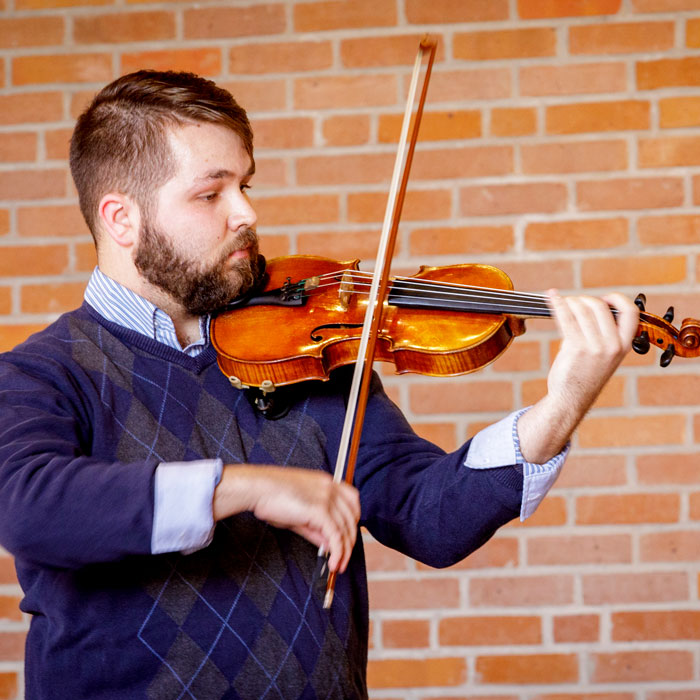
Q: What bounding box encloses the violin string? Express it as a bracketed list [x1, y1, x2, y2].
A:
[302, 271, 552, 315]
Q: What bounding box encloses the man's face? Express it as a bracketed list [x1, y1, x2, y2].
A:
[133, 122, 262, 316]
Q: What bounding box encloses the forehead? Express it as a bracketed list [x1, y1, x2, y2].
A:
[165, 121, 252, 181]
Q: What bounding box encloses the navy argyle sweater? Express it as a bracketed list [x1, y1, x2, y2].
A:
[0, 304, 521, 700]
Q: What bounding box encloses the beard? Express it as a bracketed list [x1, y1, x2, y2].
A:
[133, 223, 263, 316]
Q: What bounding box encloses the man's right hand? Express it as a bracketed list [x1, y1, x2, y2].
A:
[213, 465, 361, 574]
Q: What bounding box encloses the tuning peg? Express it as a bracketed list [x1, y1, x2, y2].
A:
[660, 343, 675, 368]
[663, 306, 674, 323]
[632, 330, 650, 354]
[634, 293, 647, 312]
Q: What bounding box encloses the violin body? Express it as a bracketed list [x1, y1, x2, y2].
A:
[211, 255, 526, 389]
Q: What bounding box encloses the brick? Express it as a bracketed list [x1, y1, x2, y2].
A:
[524, 140, 627, 175]
[0, 132, 37, 163]
[508, 495, 568, 528]
[230, 40, 331, 75]
[0, 632, 25, 661]
[470, 575, 573, 607]
[0, 17, 64, 48]
[256, 233, 289, 259]
[0, 556, 17, 585]
[185, 4, 285, 39]
[296, 230, 381, 260]
[553, 614, 600, 643]
[121, 48, 221, 77]
[17, 205, 89, 238]
[21, 282, 87, 314]
[0, 595, 21, 622]
[0, 672, 17, 700]
[528, 534, 631, 565]
[12, 53, 112, 86]
[634, 0, 700, 8]
[687, 18, 700, 47]
[636, 453, 700, 484]
[0, 170, 66, 201]
[519, 0, 621, 17]
[0, 210, 7, 237]
[0, 287, 12, 314]
[406, 0, 508, 23]
[410, 226, 513, 256]
[364, 538, 410, 572]
[348, 189, 451, 223]
[581, 254, 686, 287]
[454, 28, 556, 61]
[647, 694, 700, 700]
[341, 34, 442, 68]
[294, 0, 397, 32]
[418, 536, 519, 571]
[690, 492, 700, 519]
[369, 578, 459, 610]
[491, 340, 541, 372]
[367, 657, 466, 689]
[659, 96, 700, 128]
[410, 379, 513, 414]
[295, 75, 397, 110]
[578, 414, 685, 448]
[525, 218, 627, 250]
[382, 619, 430, 648]
[520, 62, 626, 96]
[17, 0, 110, 6]
[440, 615, 541, 646]
[639, 374, 700, 406]
[412, 146, 513, 180]
[379, 110, 481, 143]
[570, 21, 674, 54]
[546, 100, 649, 135]
[254, 194, 338, 226]
[638, 214, 700, 245]
[577, 493, 679, 525]
[251, 117, 314, 150]
[75, 11, 174, 43]
[495, 259, 575, 292]
[591, 651, 693, 683]
[491, 107, 536, 137]
[44, 128, 72, 161]
[0, 245, 69, 277]
[578, 177, 683, 211]
[411, 422, 457, 451]
[476, 653, 578, 684]
[429, 68, 511, 102]
[637, 57, 700, 89]
[460, 183, 567, 216]
[297, 153, 394, 186]
[613, 610, 700, 641]
[640, 135, 700, 168]
[583, 571, 688, 604]
[322, 115, 370, 147]
[76, 242, 97, 272]
[641, 530, 700, 561]
[559, 454, 628, 489]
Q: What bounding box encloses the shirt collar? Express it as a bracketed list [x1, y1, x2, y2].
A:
[84, 267, 209, 356]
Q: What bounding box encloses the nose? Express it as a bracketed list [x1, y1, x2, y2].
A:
[227, 189, 257, 232]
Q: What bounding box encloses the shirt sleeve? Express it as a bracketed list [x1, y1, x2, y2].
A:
[152, 459, 223, 554]
[464, 408, 569, 521]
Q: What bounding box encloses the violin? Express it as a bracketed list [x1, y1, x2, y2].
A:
[211, 254, 700, 393]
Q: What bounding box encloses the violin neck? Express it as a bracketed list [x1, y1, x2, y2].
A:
[388, 280, 552, 319]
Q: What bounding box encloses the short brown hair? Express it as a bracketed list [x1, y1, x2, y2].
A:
[69, 70, 254, 240]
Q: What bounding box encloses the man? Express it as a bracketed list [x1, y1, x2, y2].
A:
[0, 71, 638, 699]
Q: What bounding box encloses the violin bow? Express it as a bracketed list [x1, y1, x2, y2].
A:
[323, 36, 438, 608]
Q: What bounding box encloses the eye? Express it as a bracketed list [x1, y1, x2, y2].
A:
[240, 183, 251, 193]
[200, 192, 218, 202]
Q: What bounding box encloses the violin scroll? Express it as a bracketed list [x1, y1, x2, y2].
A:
[632, 291, 700, 366]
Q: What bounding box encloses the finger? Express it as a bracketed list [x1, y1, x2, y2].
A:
[602, 292, 640, 347]
[547, 289, 585, 341]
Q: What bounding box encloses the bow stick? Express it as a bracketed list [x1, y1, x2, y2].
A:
[323, 35, 438, 608]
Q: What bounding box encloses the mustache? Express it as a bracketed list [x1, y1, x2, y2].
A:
[221, 227, 258, 260]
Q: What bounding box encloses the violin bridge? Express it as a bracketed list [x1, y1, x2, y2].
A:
[338, 271, 354, 311]
[304, 276, 320, 291]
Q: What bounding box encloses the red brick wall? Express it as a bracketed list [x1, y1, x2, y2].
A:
[2, 0, 700, 697]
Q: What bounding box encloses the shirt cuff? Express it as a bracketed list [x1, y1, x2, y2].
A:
[152, 459, 223, 554]
[464, 408, 569, 522]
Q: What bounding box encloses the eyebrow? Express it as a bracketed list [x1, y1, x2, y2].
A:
[195, 162, 256, 183]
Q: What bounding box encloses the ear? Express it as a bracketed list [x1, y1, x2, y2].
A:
[97, 192, 140, 248]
